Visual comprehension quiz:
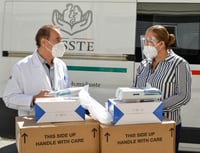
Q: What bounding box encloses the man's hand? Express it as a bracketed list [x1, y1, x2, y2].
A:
[32, 89, 52, 105]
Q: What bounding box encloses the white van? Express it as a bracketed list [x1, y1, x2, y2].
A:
[0, 0, 200, 152]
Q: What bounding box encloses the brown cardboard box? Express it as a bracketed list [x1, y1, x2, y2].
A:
[100, 121, 176, 153]
[16, 116, 99, 153]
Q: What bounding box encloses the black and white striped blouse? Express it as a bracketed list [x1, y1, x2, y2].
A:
[134, 50, 192, 125]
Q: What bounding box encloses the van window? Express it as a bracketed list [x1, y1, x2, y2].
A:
[135, 3, 200, 64]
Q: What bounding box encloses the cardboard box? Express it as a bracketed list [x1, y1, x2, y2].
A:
[100, 121, 176, 153]
[16, 116, 99, 153]
[106, 99, 163, 125]
[34, 97, 85, 123]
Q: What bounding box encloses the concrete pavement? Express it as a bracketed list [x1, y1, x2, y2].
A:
[0, 137, 17, 153]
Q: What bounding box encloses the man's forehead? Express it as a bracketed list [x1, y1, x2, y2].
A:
[50, 28, 62, 39]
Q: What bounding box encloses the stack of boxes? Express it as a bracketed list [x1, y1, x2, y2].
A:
[16, 88, 176, 153]
[100, 87, 176, 153]
[16, 97, 99, 153]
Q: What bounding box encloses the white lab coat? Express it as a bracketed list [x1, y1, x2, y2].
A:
[3, 51, 70, 116]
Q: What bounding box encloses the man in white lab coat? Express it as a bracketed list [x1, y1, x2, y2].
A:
[3, 25, 71, 116]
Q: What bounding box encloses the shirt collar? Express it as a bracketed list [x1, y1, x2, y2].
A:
[36, 51, 54, 65]
[164, 49, 176, 63]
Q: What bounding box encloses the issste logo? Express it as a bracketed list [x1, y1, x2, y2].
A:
[52, 3, 93, 36]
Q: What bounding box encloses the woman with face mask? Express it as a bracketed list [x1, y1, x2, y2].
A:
[134, 25, 192, 153]
[3, 25, 71, 116]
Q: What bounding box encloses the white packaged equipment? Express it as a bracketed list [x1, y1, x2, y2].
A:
[106, 99, 163, 125]
[115, 87, 162, 102]
[34, 97, 85, 123]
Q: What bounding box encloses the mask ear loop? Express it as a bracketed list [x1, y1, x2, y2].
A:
[153, 40, 163, 53]
[46, 40, 54, 47]
[44, 40, 54, 55]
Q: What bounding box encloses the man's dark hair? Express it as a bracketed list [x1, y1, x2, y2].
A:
[35, 25, 60, 48]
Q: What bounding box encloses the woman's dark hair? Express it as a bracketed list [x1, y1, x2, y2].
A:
[146, 25, 175, 49]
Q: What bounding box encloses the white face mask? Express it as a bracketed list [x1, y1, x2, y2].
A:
[143, 45, 158, 62]
[46, 41, 66, 57]
[52, 42, 66, 57]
